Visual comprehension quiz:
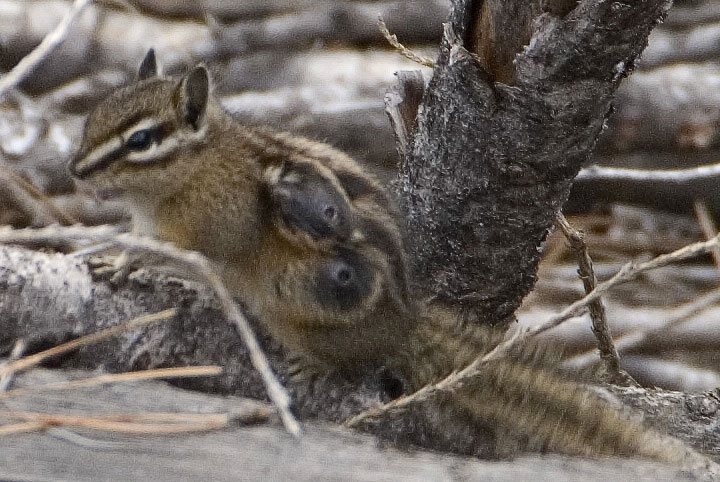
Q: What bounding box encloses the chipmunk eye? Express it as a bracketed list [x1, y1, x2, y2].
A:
[126, 129, 153, 151]
[331, 261, 353, 286]
[313, 250, 374, 312]
[323, 205, 337, 220]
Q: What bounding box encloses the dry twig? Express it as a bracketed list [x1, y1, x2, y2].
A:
[555, 214, 630, 385]
[0, 0, 93, 99]
[0, 225, 300, 437]
[378, 16, 435, 67]
[0, 411, 234, 434]
[0, 309, 176, 379]
[348, 232, 720, 426]
[0, 366, 222, 401]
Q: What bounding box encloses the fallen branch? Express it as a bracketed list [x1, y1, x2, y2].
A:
[0, 225, 300, 437]
[577, 163, 720, 184]
[0, 0, 92, 99]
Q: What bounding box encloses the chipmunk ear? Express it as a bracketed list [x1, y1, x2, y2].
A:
[137, 48, 158, 80]
[178, 65, 209, 130]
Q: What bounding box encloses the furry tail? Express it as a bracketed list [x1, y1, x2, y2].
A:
[396, 305, 718, 473]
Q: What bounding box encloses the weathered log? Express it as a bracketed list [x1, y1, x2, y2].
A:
[394, 0, 672, 325]
[0, 368, 699, 482]
[664, 1, 720, 28]
[1, 245, 720, 477]
[566, 152, 720, 216]
[598, 64, 720, 154]
[641, 21, 720, 68]
[0, 0, 445, 94]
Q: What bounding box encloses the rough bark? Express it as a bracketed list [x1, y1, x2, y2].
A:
[395, 0, 672, 325]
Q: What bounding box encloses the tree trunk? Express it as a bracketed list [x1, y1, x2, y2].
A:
[395, 0, 672, 326]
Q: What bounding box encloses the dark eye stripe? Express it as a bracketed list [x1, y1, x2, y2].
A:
[69, 145, 124, 178]
[69, 121, 174, 177]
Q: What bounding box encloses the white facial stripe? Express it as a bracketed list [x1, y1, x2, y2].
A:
[126, 135, 180, 164]
[121, 117, 161, 140]
[263, 165, 283, 184]
[74, 116, 208, 174]
[74, 137, 123, 174]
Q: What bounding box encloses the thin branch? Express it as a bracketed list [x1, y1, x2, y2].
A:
[378, 16, 435, 67]
[577, 162, 720, 184]
[563, 204, 720, 370]
[556, 214, 630, 385]
[348, 232, 720, 427]
[0, 309, 176, 378]
[0, 0, 93, 100]
[0, 366, 223, 401]
[565, 286, 720, 370]
[524, 232, 720, 339]
[693, 199, 720, 269]
[0, 225, 301, 437]
[0, 167, 77, 226]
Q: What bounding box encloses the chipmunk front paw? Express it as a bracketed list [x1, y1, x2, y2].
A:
[87, 251, 137, 286]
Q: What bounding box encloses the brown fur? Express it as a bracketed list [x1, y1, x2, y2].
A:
[70, 55, 711, 471]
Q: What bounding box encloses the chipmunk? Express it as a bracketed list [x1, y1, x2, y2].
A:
[69, 50, 715, 472]
[69, 49, 411, 375]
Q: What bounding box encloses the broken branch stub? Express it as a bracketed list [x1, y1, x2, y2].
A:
[394, 0, 672, 326]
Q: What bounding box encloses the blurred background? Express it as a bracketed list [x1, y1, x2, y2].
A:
[1, 0, 719, 392]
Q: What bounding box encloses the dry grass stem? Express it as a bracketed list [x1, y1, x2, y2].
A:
[348, 232, 720, 427]
[0, 366, 222, 400]
[0, 411, 232, 434]
[0, 225, 300, 437]
[556, 214, 628, 384]
[378, 16, 435, 67]
[0, 309, 177, 379]
[578, 162, 720, 183]
[0, 0, 93, 99]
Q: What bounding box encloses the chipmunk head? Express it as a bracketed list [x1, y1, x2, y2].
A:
[69, 49, 212, 198]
